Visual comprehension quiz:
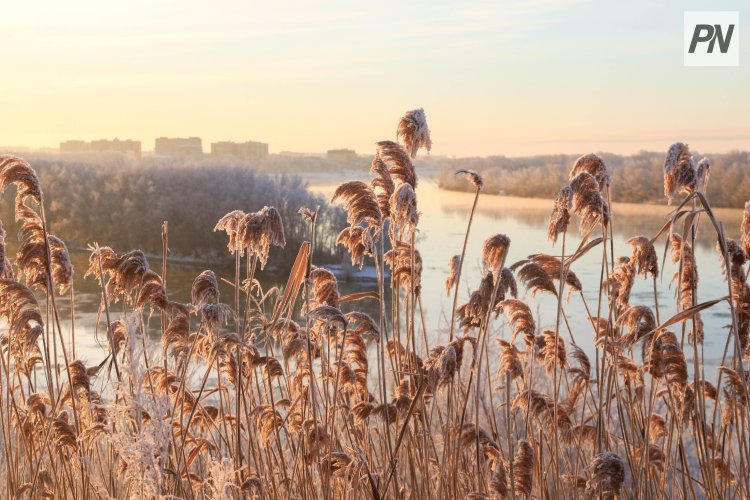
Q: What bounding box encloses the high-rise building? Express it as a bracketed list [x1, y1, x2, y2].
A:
[59, 140, 91, 154]
[155, 137, 203, 157]
[60, 139, 142, 159]
[326, 148, 358, 161]
[210, 140, 268, 160]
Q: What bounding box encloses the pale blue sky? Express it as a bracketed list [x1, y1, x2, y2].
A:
[1, 0, 747, 155]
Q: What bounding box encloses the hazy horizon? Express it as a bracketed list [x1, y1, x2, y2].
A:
[2, 0, 748, 156]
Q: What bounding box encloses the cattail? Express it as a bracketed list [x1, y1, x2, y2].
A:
[456, 169, 484, 190]
[586, 452, 625, 496]
[336, 225, 374, 269]
[445, 254, 460, 295]
[509, 439, 534, 496]
[396, 108, 431, 158]
[191, 270, 220, 307]
[627, 236, 659, 278]
[664, 142, 697, 203]
[548, 185, 572, 244]
[482, 234, 511, 277]
[331, 180, 382, 228]
[497, 299, 536, 345]
[570, 153, 610, 190]
[214, 209, 246, 254]
[377, 140, 417, 188]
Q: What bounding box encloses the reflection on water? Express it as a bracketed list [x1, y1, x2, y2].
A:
[31, 173, 744, 374]
[312, 176, 743, 372]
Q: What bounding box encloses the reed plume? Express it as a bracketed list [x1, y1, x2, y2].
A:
[570, 171, 610, 231]
[377, 140, 418, 188]
[586, 452, 625, 497]
[569, 153, 610, 190]
[331, 180, 382, 228]
[456, 169, 484, 190]
[396, 107, 432, 158]
[663, 142, 707, 203]
[336, 225, 374, 269]
[627, 236, 659, 278]
[548, 185, 572, 244]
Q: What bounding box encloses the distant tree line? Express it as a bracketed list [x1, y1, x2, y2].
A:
[0, 154, 346, 268]
[437, 150, 750, 208]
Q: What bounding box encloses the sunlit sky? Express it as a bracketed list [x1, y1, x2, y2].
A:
[1, 0, 748, 156]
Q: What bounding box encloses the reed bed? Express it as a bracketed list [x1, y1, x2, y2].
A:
[0, 111, 748, 499]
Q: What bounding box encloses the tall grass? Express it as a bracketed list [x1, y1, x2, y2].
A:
[0, 109, 748, 499]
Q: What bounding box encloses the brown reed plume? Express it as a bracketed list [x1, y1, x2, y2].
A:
[570, 171, 610, 231]
[742, 200, 750, 258]
[627, 236, 659, 278]
[663, 142, 709, 203]
[214, 209, 247, 254]
[236, 206, 286, 268]
[331, 180, 382, 228]
[510, 259, 558, 298]
[384, 242, 422, 294]
[510, 439, 534, 496]
[389, 181, 419, 237]
[569, 153, 610, 190]
[445, 254, 460, 295]
[586, 452, 625, 497]
[481, 234, 511, 276]
[336, 225, 374, 269]
[497, 299, 536, 346]
[370, 153, 395, 218]
[377, 140, 418, 188]
[456, 169, 484, 191]
[670, 233, 699, 313]
[397, 107, 432, 159]
[548, 185, 572, 244]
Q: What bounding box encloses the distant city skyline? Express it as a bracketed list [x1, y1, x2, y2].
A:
[1, 0, 748, 157]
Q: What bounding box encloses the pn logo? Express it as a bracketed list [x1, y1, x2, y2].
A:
[684, 11, 739, 66]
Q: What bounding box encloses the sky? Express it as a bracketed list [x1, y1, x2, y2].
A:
[1, 0, 748, 157]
